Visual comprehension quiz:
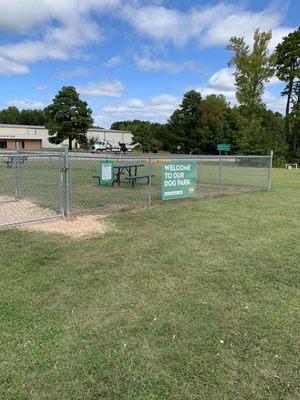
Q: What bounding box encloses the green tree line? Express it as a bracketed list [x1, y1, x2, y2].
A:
[111, 93, 285, 158]
[0, 107, 46, 126]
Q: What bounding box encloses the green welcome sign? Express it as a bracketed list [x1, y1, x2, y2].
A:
[100, 161, 114, 185]
[162, 161, 197, 200]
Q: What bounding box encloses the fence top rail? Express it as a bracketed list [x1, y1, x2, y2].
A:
[0, 152, 63, 159]
[0, 150, 272, 160]
[67, 153, 272, 161]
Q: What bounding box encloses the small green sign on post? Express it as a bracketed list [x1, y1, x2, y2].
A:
[100, 161, 114, 186]
[217, 144, 231, 152]
[162, 161, 197, 200]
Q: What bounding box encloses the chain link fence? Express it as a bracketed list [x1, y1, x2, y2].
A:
[0, 148, 273, 227]
[0, 150, 63, 227]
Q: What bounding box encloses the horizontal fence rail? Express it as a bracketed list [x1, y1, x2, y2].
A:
[0, 149, 273, 227]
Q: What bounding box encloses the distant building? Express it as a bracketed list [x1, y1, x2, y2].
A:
[0, 124, 133, 150]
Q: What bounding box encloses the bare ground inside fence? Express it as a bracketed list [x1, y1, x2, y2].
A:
[0, 196, 58, 226]
[0, 196, 115, 237]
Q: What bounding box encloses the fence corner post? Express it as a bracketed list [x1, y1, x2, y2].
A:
[63, 145, 72, 218]
[267, 150, 273, 191]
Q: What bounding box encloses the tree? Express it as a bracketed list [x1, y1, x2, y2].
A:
[168, 90, 203, 153]
[290, 80, 300, 156]
[0, 106, 21, 124]
[237, 107, 286, 157]
[44, 86, 93, 150]
[200, 94, 233, 152]
[0, 107, 46, 126]
[132, 124, 156, 152]
[275, 27, 300, 139]
[19, 109, 46, 125]
[111, 120, 168, 152]
[227, 29, 275, 116]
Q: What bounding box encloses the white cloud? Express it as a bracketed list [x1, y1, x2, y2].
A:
[198, 86, 237, 106]
[122, 4, 201, 46]
[203, 9, 292, 50]
[195, 67, 237, 104]
[104, 56, 122, 68]
[208, 68, 235, 91]
[59, 67, 89, 80]
[8, 99, 46, 110]
[0, 0, 120, 72]
[77, 79, 125, 98]
[0, 56, 29, 75]
[37, 85, 47, 91]
[0, 20, 102, 64]
[122, 3, 294, 50]
[122, 4, 220, 46]
[134, 55, 202, 74]
[95, 93, 181, 126]
[0, 0, 121, 32]
[262, 91, 286, 113]
[266, 76, 281, 87]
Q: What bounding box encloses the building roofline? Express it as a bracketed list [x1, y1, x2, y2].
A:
[0, 124, 46, 129]
[0, 124, 131, 134]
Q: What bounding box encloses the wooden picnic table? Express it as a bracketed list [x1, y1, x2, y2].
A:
[113, 163, 145, 185]
[2, 155, 27, 168]
[93, 163, 145, 186]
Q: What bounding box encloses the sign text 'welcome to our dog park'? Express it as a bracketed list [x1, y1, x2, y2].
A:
[162, 161, 197, 200]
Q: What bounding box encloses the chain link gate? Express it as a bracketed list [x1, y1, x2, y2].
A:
[0, 150, 64, 228]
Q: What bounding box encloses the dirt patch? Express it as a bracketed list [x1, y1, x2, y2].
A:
[0, 196, 57, 226]
[18, 215, 115, 238]
[0, 196, 114, 237]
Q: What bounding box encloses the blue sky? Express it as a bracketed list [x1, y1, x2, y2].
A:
[0, 0, 298, 127]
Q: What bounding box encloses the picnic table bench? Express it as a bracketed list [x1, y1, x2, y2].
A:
[113, 163, 145, 185]
[2, 155, 27, 168]
[93, 170, 125, 185]
[285, 163, 298, 169]
[93, 163, 154, 187]
[125, 174, 155, 187]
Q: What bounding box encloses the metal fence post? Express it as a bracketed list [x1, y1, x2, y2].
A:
[217, 154, 223, 192]
[13, 141, 21, 200]
[267, 150, 273, 190]
[59, 153, 65, 218]
[148, 156, 152, 207]
[198, 158, 202, 192]
[63, 145, 72, 218]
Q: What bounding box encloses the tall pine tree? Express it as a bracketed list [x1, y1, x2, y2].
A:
[275, 27, 300, 155]
[45, 87, 93, 150]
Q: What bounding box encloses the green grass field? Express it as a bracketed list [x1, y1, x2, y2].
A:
[0, 169, 299, 399]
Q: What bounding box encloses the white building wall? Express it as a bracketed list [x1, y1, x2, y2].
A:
[0, 124, 133, 148]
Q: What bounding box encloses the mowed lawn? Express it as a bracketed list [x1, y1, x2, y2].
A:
[0, 169, 299, 400]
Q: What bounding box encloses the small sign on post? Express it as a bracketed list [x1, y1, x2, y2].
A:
[162, 161, 197, 200]
[217, 144, 231, 152]
[100, 161, 113, 185]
